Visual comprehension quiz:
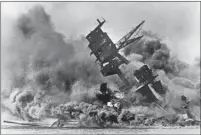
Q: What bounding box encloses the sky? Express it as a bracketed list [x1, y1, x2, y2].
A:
[1, 2, 200, 64]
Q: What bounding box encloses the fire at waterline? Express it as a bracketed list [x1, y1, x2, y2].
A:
[4, 18, 200, 128]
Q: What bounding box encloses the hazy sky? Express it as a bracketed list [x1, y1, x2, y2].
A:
[1, 2, 200, 64]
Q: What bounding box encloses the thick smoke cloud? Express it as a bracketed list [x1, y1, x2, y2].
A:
[1, 4, 200, 125]
[1, 5, 104, 121]
[124, 39, 188, 75]
[123, 35, 200, 104]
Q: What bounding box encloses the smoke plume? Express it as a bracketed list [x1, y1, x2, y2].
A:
[123, 33, 200, 120]
[124, 39, 189, 75]
[1, 5, 104, 121]
[1, 5, 200, 126]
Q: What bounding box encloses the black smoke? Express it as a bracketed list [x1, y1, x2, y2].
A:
[2, 5, 104, 121]
[124, 39, 188, 75]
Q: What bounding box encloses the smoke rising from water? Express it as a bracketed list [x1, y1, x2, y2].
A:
[1, 5, 105, 121]
[1, 5, 200, 124]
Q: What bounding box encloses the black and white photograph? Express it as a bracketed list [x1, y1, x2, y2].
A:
[1, 1, 200, 134]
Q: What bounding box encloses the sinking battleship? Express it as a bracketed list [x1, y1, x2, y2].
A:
[86, 18, 166, 108]
[3, 19, 199, 128]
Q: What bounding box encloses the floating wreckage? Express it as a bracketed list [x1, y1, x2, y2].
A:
[86, 18, 165, 108]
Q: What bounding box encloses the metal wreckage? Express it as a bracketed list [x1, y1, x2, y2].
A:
[4, 19, 200, 128]
[85, 19, 165, 108]
[82, 19, 197, 126]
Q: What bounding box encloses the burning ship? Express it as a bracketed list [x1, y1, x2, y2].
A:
[86, 18, 166, 108]
[4, 18, 200, 129]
